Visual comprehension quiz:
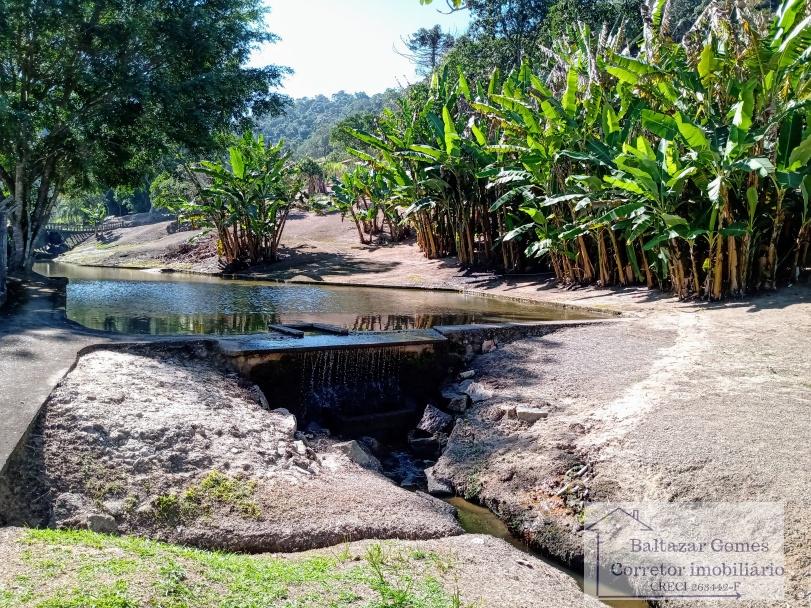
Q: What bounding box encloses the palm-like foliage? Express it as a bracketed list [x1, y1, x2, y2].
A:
[347, 0, 809, 299]
[153, 133, 303, 266]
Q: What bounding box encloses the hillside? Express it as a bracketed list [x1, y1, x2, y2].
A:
[257, 90, 400, 159]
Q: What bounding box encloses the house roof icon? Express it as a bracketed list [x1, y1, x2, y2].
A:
[585, 508, 654, 532]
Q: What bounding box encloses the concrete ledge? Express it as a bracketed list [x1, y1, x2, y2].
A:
[434, 319, 619, 359]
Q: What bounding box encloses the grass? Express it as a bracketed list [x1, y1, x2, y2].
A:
[0, 528, 470, 608]
[153, 471, 262, 523]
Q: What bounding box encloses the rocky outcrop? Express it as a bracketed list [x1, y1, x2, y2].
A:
[13, 345, 462, 552]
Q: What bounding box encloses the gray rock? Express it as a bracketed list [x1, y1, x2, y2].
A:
[482, 339, 498, 353]
[425, 467, 454, 497]
[416, 491, 457, 516]
[333, 440, 381, 471]
[408, 431, 447, 459]
[458, 370, 476, 379]
[516, 406, 549, 423]
[417, 404, 454, 434]
[445, 392, 470, 413]
[52, 492, 91, 526]
[459, 380, 494, 403]
[272, 408, 297, 436]
[87, 513, 118, 534]
[359, 436, 380, 454]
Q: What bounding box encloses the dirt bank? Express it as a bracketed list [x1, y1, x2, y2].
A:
[431, 293, 811, 607]
[2, 344, 462, 552]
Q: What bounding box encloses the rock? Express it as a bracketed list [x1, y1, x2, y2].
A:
[443, 390, 470, 413]
[515, 406, 549, 423]
[458, 370, 476, 380]
[294, 440, 308, 456]
[498, 404, 518, 419]
[272, 408, 297, 436]
[425, 467, 454, 497]
[305, 421, 330, 437]
[408, 430, 447, 459]
[482, 339, 497, 353]
[459, 380, 494, 403]
[358, 436, 380, 454]
[333, 440, 381, 471]
[417, 404, 454, 434]
[87, 513, 118, 534]
[416, 491, 457, 516]
[52, 492, 91, 526]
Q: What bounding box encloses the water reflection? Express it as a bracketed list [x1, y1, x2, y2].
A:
[36, 261, 591, 336]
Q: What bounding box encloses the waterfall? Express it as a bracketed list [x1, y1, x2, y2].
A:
[295, 346, 406, 418]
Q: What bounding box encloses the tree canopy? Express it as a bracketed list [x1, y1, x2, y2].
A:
[0, 0, 288, 270]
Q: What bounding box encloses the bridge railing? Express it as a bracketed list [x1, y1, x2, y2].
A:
[44, 219, 129, 234]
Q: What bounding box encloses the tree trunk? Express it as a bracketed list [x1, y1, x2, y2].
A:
[0, 210, 7, 304]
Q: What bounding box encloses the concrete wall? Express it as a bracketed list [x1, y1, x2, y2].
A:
[434, 319, 612, 361]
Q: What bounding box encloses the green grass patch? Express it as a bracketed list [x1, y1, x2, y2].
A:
[153, 471, 261, 523]
[0, 528, 471, 608]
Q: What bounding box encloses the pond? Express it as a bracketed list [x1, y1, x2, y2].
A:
[35, 262, 591, 336]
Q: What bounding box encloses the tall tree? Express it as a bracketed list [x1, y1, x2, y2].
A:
[400, 25, 456, 75]
[0, 0, 288, 271]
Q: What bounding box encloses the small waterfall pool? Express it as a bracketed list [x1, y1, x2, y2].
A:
[35, 261, 590, 335]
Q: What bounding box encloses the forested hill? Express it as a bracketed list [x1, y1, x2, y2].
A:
[257, 90, 399, 159]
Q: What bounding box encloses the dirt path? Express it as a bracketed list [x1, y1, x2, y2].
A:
[432, 294, 811, 607]
[0, 275, 114, 474]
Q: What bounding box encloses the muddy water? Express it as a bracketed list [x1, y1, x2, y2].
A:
[35, 261, 592, 335]
[447, 497, 647, 608]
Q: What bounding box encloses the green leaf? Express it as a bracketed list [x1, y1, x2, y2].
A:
[442, 106, 460, 157]
[641, 110, 679, 140]
[734, 157, 775, 176]
[697, 41, 717, 85]
[229, 147, 245, 179]
[788, 134, 811, 168]
[458, 70, 471, 100]
[604, 175, 645, 195]
[605, 65, 639, 85]
[661, 213, 688, 228]
[562, 68, 578, 116]
[409, 145, 443, 160]
[675, 114, 710, 151]
[602, 103, 620, 136]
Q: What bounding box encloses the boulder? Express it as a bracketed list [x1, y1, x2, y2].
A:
[482, 339, 498, 353]
[459, 380, 494, 403]
[425, 467, 454, 497]
[408, 430, 447, 459]
[333, 440, 382, 471]
[358, 436, 381, 454]
[441, 387, 470, 413]
[272, 408, 297, 436]
[417, 404, 454, 434]
[87, 513, 118, 534]
[458, 370, 476, 380]
[516, 406, 549, 423]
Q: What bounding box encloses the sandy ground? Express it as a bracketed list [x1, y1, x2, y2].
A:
[433, 296, 811, 607]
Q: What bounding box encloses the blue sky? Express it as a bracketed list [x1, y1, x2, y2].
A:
[250, 0, 470, 98]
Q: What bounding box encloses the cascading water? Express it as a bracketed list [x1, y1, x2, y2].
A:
[297, 346, 405, 421]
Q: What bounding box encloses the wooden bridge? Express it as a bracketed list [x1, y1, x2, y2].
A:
[42, 219, 129, 248]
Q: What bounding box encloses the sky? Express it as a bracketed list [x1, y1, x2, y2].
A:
[250, 0, 471, 99]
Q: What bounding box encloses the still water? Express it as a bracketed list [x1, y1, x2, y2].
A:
[36, 262, 589, 336]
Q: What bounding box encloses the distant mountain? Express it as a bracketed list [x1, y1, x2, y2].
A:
[257, 90, 399, 159]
